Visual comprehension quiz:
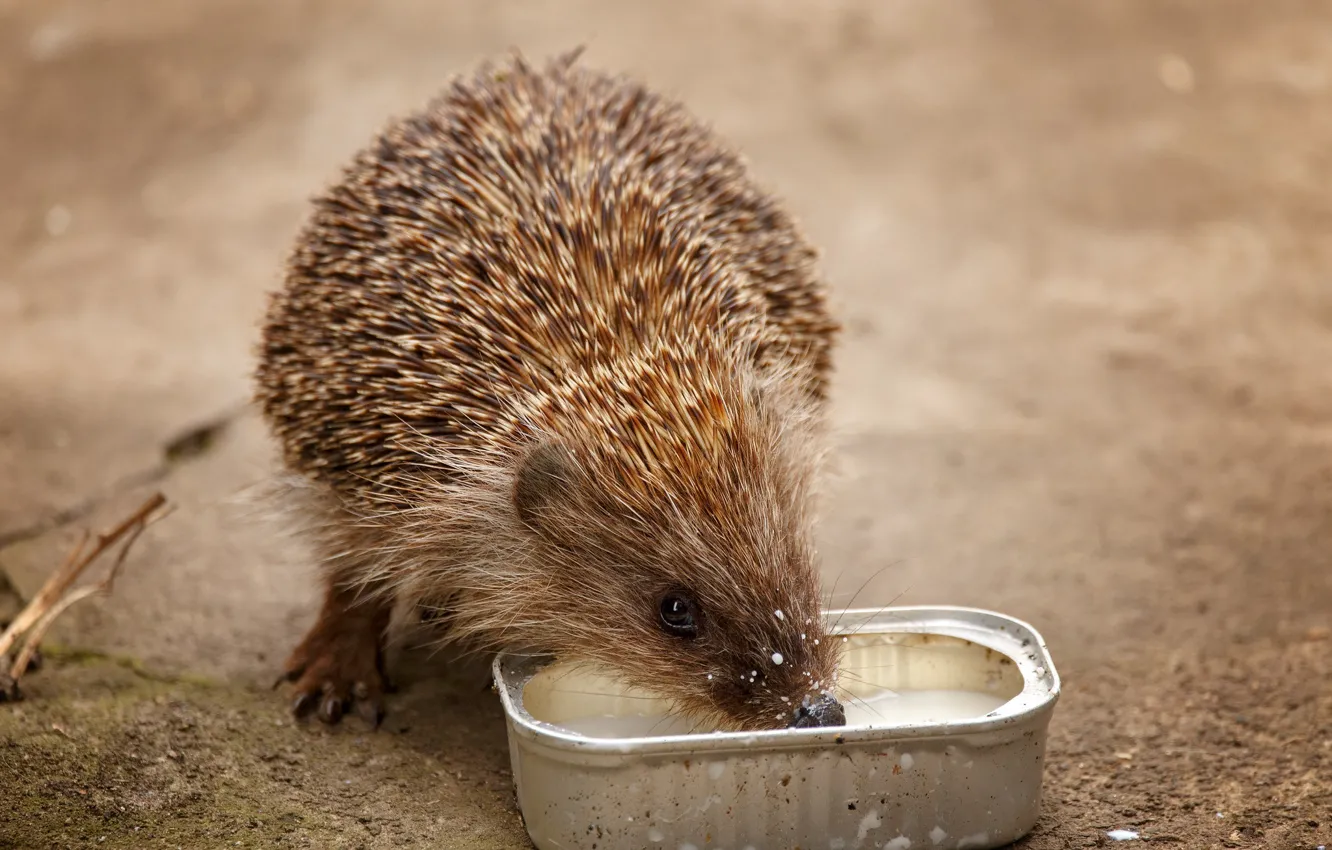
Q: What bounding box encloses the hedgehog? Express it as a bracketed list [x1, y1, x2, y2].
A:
[254, 48, 845, 732]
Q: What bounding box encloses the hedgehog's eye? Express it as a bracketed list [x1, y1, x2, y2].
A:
[658, 592, 699, 639]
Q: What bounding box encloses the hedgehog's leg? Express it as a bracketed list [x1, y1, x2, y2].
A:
[278, 575, 392, 728]
[274, 490, 395, 728]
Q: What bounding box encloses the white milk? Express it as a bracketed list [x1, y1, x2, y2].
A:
[555, 689, 1008, 738]
[555, 712, 704, 738]
[843, 689, 1009, 725]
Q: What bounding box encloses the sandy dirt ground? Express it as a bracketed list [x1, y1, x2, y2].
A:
[1, 1, 1330, 847]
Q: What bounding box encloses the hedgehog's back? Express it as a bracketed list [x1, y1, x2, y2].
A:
[255, 51, 836, 500]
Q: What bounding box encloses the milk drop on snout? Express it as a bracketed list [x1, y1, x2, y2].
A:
[774, 609, 785, 620]
[771, 652, 784, 665]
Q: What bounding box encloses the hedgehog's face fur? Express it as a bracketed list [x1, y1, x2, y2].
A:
[496, 343, 844, 731]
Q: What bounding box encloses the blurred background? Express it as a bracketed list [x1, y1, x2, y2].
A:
[1, 1, 1329, 847]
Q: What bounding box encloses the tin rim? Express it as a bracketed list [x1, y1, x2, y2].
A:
[493, 604, 1060, 756]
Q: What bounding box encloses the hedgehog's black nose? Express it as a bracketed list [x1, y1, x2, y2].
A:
[789, 693, 846, 729]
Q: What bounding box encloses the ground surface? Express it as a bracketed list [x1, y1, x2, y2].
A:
[0, 1, 1329, 848]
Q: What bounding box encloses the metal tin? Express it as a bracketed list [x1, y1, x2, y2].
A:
[493, 606, 1061, 850]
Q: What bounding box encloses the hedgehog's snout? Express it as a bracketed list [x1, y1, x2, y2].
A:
[788, 692, 845, 729]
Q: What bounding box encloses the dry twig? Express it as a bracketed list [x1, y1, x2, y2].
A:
[0, 492, 170, 700]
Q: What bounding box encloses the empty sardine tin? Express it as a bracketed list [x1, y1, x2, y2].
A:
[493, 606, 1061, 850]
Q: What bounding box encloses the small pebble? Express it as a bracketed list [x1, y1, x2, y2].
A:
[1158, 54, 1195, 93]
[45, 204, 72, 237]
[29, 22, 76, 60]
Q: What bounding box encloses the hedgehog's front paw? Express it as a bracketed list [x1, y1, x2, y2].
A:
[276, 612, 390, 729]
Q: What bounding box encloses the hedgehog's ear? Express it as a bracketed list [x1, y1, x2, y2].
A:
[514, 440, 579, 531]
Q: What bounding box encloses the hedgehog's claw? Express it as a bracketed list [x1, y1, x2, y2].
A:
[355, 692, 386, 729]
[318, 690, 345, 724]
[274, 666, 301, 691]
[290, 690, 316, 718]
